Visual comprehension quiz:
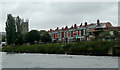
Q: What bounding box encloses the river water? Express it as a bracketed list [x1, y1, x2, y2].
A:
[0, 52, 119, 68]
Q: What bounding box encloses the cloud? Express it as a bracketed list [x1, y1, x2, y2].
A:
[0, 2, 118, 32]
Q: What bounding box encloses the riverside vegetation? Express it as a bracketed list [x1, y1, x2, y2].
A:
[2, 41, 115, 55]
[4, 14, 119, 55]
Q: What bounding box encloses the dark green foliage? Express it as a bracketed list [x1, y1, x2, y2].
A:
[6, 14, 16, 45]
[6, 14, 24, 45]
[40, 31, 52, 43]
[2, 37, 5, 42]
[24, 30, 40, 44]
[3, 43, 64, 54]
[114, 30, 120, 37]
[14, 34, 23, 45]
[14, 16, 23, 45]
[3, 41, 115, 55]
[75, 38, 80, 42]
[23, 33, 29, 43]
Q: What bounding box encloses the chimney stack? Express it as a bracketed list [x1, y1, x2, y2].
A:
[71, 25, 73, 28]
[50, 29, 52, 32]
[85, 22, 87, 27]
[97, 19, 100, 26]
[74, 24, 77, 29]
[62, 27, 64, 30]
[80, 23, 82, 27]
[65, 26, 68, 30]
[56, 27, 59, 31]
[57, 27, 59, 30]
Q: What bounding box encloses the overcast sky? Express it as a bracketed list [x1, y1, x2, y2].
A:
[0, 2, 118, 32]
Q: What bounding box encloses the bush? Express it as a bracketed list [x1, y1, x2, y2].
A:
[2, 41, 115, 55]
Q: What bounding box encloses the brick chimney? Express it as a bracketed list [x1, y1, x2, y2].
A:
[65, 26, 68, 30]
[74, 24, 77, 29]
[97, 19, 100, 26]
[62, 27, 64, 30]
[50, 29, 52, 32]
[71, 25, 73, 28]
[80, 23, 82, 27]
[56, 27, 59, 31]
[84, 22, 87, 27]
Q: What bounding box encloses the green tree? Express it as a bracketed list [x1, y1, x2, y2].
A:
[25, 30, 40, 44]
[23, 32, 29, 43]
[40, 31, 52, 43]
[14, 16, 23, 45]
[2, 37, 6, 42]
[16, 16, 22, 34]
[6, 14, 16, 45]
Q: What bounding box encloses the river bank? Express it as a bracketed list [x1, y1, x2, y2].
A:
[2, 41, 117, 56]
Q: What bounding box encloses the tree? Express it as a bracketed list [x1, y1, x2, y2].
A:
[16, 16, 22, 34]
[25, 30, 40, 44]
[40, 31, 52, 43]
[2, 37, 6, 42]
[23, 32, 29, 43]
[14, 16, 23, 45]
[6, 14, 24, 45]
[6, 14, 16, 45]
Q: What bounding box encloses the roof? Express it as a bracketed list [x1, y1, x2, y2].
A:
[48, 21, 113, 32]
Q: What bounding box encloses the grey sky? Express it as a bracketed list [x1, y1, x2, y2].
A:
[0, 2, 118, 32]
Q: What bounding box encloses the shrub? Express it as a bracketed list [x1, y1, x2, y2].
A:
[2, 41, 115, 55]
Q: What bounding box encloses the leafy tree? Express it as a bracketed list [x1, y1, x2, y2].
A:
[14, 16, 23, 45]
[40, 31, 52, 43]
[6, 14, 16, 45]
[2, 37, 6, 42]
[25, 30, 40, 44]
[16, 16, 22, 34]
[23, 32, 29, 43]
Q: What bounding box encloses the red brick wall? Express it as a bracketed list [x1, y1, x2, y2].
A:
[65, 32, 67, 37]
[71, 31, 73, 37]
[78, 30, 79, 36]
[54, 34, 55, 38]
[68, 32, 70, 37]
[61, 32, 64, 38]
[81, 30, 83, 36]
[59, 33, 60, 38]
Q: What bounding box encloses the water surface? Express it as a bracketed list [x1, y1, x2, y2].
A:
[1, 52, 118, 68]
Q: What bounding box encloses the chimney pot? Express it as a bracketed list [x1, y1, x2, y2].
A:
[85, 22, 87, 27]
[97, 19, 100, 26]
[74, 24, 77, 29]
[80, 23, 82, 27]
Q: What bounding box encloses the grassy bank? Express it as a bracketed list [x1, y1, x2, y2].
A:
[2, 41, 115, 55]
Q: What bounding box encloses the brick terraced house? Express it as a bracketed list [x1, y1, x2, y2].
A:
[48, 19, 113, 43]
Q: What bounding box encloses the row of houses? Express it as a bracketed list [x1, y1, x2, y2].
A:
[48, 19, 113, 43]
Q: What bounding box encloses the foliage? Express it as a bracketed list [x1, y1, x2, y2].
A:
[2, 37, 6, 42]
[6, 14, 16, 45]
[3, 41, 115, 55]
[24, 30, 40, 44]
[3, 43, 64, 54]
[114, 30, 120, 37]
[5, 14, 24, 45]
[40, 31, 52, 43]
[14, 16, 23, 45]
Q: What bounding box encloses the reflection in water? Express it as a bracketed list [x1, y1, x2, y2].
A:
[1, 52, 118, 68]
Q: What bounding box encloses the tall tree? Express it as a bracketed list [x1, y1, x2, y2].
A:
[14, 16, 23, 45]
[6, 14, 16, 45]
[16, 16, 22, 34]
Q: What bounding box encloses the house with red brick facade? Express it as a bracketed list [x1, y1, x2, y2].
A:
[48, 19, 113, 43]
